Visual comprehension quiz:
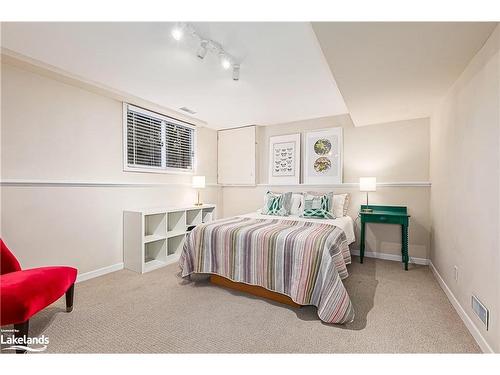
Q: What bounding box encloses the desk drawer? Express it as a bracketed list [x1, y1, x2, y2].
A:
[363, 214, 405, 225]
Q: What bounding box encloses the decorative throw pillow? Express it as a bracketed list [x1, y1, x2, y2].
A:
[342, 193, 350, 216]
[290, 193, 303, 215]
[301, 192, 335, 219]
[332, 193, 350, 217]
[262, 191, 292, 216]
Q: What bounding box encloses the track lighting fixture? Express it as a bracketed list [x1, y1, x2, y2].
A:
[171, 23, 240, 80]
[232, 64, 240, 81]
[197, 40, 208, 59]
[171, 26, 183, 41]
[221, 55, 231, 70]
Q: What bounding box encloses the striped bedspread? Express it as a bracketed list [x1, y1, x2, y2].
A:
[179, 216, 354, 324]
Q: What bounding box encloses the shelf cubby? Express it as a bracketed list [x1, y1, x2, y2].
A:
[144, 213, 167, 237]
[202, 207, 215, 223]
[144, 239, 166, 272]
[167, 233, 186, 256]
[167, 210, 186, 235]
[186, 208, 202, 226]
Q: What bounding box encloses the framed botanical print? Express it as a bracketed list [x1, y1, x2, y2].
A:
[268, 133, 300, 185]
[304, 128, 343, 184]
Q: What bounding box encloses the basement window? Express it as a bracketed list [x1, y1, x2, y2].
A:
[123, 104, 196, 174]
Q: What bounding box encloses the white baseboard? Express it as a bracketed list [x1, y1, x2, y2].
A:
[76, 262, 124, 283]
[429, 261, 493, 353]
[350, 249, 430, 265]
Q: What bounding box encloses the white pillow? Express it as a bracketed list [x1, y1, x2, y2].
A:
[332, 193, 350, 218]
[290, 193, 303, 215]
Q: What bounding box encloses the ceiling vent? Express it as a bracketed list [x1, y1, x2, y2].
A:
[179, 107, 197, 115]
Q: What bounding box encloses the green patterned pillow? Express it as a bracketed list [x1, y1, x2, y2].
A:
[262, 191, 292, 216]
[301, 192, 335, 219]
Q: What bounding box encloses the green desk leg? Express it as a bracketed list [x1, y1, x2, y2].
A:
[360, 220, 365, 264]
[402, 224, 408, 271]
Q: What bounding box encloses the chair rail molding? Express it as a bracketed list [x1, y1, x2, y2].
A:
[1, 179, 431, 188]
[220, 181, 431, 188]
[0, 179, 220, 188]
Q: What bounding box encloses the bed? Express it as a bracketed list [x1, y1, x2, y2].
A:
[179, 211, 355, 324]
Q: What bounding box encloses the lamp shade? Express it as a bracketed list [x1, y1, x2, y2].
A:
[359, 177, 376, 192]
[192, 175, 206, 189]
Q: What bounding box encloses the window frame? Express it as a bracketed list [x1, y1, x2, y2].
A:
[122, 103, 197, 175]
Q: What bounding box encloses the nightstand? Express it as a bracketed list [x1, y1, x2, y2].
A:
[359, 205, 410, 270]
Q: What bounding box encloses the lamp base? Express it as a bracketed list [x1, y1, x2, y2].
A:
[194, 190, 203, 206]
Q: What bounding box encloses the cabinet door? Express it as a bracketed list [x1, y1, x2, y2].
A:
[217, 126, 256, 185]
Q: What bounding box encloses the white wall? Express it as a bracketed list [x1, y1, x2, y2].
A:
[1, 61, 221, 275]
[222, 115, 431, 260]
[430, 25, 500, 352]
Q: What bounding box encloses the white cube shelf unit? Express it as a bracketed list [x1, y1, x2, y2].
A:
[124, 204, 216, 273]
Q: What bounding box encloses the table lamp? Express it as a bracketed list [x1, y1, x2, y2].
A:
[192, 175, 205, 206]
[359, 177, 376, 212]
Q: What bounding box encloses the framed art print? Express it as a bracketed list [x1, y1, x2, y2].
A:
[268, 133, 300, 185]
[304, 128, 343, 184]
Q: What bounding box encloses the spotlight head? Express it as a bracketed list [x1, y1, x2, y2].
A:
[197, 40, 208, 59]
[221, 55, 231, 70]
[171, 26, 183, 41]
[232, 64, 240, 81]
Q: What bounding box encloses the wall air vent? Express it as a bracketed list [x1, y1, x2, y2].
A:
[472, 295, 489, 329]
[179, 107, 197, 115]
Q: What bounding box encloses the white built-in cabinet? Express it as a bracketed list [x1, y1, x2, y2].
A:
[123, 204, 216, 273]
[217, 125, 256, 185]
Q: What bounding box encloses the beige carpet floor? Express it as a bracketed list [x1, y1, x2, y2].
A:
[4, 257, 480, 353]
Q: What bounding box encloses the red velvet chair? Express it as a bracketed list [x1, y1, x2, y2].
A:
[0, 239, 77, 353]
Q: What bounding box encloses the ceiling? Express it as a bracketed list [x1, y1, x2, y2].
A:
[313, 22, 498, 126]
[2, 22, 497, 129]
[1, 22, 348, 129]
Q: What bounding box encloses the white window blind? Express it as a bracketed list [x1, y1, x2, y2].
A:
[125, 104, 195, 173]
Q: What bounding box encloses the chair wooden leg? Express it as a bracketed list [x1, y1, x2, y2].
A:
[13, 320, 29, 354]
[65, 283, 75, 312]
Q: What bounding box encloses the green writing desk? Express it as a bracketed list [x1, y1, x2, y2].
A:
[359, 205, 410, 270]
